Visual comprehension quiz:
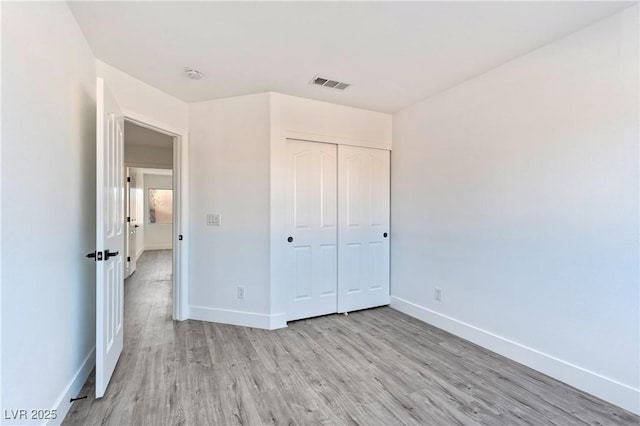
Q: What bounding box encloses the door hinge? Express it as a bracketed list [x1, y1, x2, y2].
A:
[127, 256, 131, 262]
[127, 216, 131, 222]
[86, 251, 103, 261]
[178, 235, 183, 241]
[127, 176, 131, 182]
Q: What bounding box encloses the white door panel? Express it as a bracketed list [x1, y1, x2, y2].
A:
[130, 173, 138, 274]
[125, 170, 138, 278]
[286, 140, 337, 321]
[338, 145, 390, 313]
[95, 78, 124, 398]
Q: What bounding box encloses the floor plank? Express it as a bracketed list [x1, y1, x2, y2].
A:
[63, 250, 639, 425]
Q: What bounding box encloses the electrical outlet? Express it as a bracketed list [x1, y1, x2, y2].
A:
[237, 286, 245, 299]
[434, 287, 442, 302]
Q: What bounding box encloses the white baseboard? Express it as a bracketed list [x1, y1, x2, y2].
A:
[49, 347, 95, 425]
[390, 296, 640, 415]
[144, 244, 171, 251]
[135, 248, 144, 261]
[268, 313, 287, 330]
[189, 306, 287, 330]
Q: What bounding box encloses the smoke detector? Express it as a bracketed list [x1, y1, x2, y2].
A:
[311, 76, 350, 90]
[186, 68, 204, 80]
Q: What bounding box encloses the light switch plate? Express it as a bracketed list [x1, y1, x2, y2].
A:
[207, 213, 221, 226]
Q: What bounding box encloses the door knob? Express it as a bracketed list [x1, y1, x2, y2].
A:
[104, 249, 119, 259]
[287, 236, 294, 243]
[86, 251, 103, 261]
[383, 232, 388, 238]
[134, 224, 140, 228]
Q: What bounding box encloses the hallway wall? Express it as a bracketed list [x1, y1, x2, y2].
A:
[144, 173, 173, 251]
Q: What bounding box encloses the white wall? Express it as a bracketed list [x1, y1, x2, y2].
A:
[144, 173, 173, 250]
[188, 93, 272, 327]
[270, 92, 392, 150]
[0, 2, 4, 416]
[187, 92, 392, 329]
[391, 6, 639, 414]
[269, 93, 393, 324]
[1, 2, 97, 423]
[95, 60, 188, 132]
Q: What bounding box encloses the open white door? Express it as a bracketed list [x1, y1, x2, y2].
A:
[94, 78, 125, 398]
[337, 145, 390, 313]
[125, 169, 138, 278]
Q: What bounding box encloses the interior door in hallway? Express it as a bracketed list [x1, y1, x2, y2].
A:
[94, 78, 125, 398]
[286, 140, 338, 321]
[338, 145, 390, 313]
[125, 168, 138, 278]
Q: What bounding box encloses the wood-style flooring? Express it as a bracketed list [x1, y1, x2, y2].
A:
[64, 250, 638, 425]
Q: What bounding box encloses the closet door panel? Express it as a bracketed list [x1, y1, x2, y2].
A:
[286, 140, 338, 321]
[338, 145, 390, 313]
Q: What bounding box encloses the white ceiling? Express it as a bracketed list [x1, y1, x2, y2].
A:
[125, 121, 173, 149]
[68, 1, 635, 113]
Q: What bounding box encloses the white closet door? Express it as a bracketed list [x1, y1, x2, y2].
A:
[338, 145, 390, 313]
[286, 140, 338, 321]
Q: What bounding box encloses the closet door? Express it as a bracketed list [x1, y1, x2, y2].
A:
[338, 145, 390, 313]
[286, 140, 338, 321]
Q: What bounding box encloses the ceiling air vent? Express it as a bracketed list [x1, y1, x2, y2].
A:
[312, 76, 350, 90]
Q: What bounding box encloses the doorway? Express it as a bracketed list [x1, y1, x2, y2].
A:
[125, 167, 173, 277]
[123, 119, 184, 320]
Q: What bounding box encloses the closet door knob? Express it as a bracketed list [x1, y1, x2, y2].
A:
[287, 236, 294, 243]
[383, 232, 388, 238]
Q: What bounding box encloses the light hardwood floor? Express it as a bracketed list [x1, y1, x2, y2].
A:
[64, 250, 638, 425]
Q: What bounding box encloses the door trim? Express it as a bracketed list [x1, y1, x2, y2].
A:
[123, 110, 189, 321]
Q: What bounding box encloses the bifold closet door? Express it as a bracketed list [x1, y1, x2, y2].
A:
[286, 140, 338, 321]
[338, 145, 390, 313]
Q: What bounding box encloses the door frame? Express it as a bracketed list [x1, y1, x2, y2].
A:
[123, 110, 189, 321]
